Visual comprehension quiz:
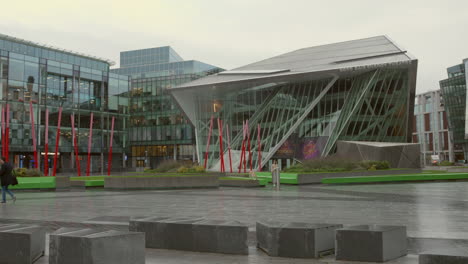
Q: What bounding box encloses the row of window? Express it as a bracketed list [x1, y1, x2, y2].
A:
[0, 40, 108, 70]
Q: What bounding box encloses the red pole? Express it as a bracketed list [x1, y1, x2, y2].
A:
[238, 121, 246, 173]
[258, 124, 262, 171]
[107, 116, 115, 176]
[86, 113, 94, 176]
[217, 118, 225, 172]
[29, 102, 38, 168]
[226, 124, 233, 173]
[71, 114, 81, 176]
[52, 107, 62, 176]
[203, 116, 214, 169]
[243, 122, 248, 173]
[44, 109, 49, 176]
[247, 120, 252, 171]
[1, 106, 3, 158]
[5, 104, 9, 162]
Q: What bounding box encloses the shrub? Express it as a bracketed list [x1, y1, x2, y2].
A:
[13, 168, 27, 177]
[283, 157, 358, 173]
[155, 160, 184, 173]
[26, 169, 44, 177]
[177, 166, 189, 173]
[193, 166, 205, 173]
[368, 165, 377, 171]
[13, 168, 43, 177]
[440, 160, 454, 166]
[359, 160, 390, 170]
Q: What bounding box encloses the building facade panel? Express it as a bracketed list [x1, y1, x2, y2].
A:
[0, 34, 130, 173]
[440, 62, 468, 161]
[111, 46, 223, 168]
[412, 90, 454, 165]
[171, 36, 418, 171]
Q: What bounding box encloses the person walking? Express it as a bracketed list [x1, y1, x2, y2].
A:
[0, 157, 16, 204]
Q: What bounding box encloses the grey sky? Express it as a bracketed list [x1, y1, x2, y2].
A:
[1, 0, 467, 93]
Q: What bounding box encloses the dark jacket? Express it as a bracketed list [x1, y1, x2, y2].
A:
[0, 162, 13, 187]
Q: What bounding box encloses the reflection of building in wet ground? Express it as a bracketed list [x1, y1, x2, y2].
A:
[3, 181, 468, 263]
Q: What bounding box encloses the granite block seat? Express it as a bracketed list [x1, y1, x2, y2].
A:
[129, 216, 248, 255]
[256, 221, 342, 258]
[0, 224, 45, 264]
[49, 227, 145, 264]
[336, 225, 407, 262]
[419, 250, 468, 264]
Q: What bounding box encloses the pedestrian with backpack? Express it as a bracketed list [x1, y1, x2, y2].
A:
[0, 157, 17, 204]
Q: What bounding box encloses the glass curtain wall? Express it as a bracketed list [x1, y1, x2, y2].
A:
[195, 68, 410, 171]
[0, 43, 129, 172]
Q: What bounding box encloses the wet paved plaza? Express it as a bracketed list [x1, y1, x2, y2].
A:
[2, 181, 468, 263]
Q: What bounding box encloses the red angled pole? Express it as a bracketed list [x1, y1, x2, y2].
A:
[52, 107, 62, 176]
[217, 118, 225, 172]
[247, 120, 252, 171]
[238, 121, 246, 173]
[226, 124, 233, 173]
[107, 116, 115, 176]
[86, 113, 94, 176]
[44, 109, 49, 176]
[203, 116, 214, 169]
[29, 102, 38, 168]
[1, 106, 4, 158]
[257, 124, 262, 171]
[71, 114, 81, 176]
[5, 104, 10, 162]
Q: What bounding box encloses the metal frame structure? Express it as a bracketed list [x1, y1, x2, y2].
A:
[170, 36, 418, 171]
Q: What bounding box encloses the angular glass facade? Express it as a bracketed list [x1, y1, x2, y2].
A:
[0, 34, 130, 172]
[171, 36, 418, 171]
[191, 68, 412, 170]
[440, 62, 468, 160]
[111, 46, 223, 168]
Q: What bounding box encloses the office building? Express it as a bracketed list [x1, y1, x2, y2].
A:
[0, 33, 130, 173]
[111, 47, 223, 168]
[412, 90, 456, 165]
[440, 61, 468, 161]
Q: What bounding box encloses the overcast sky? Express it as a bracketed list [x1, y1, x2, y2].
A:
[1, 0, 467, 93]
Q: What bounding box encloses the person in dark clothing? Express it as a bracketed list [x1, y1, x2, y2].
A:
[0, 157, 16, 203]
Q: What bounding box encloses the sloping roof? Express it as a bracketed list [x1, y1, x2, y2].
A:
[172, 35, 416, 90]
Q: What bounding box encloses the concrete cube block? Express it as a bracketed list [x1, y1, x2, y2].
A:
[256, 221, 342, 258]
[130, 217, 248, 255]
[419, 251, 468, 264]
[129, 216, 170, 248]
[49, 227, 145, 264]
[0, 224, 45, 264]
[336, 225, 407, 262]
[194, 220, 248, 255]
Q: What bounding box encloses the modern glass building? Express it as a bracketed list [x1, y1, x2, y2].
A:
[170, 36, 418, 171]
[440, 61, 468, 161]
[111, 47, 223, 168]
[412, 90, 456, 165]
[0, 33, 130, 173]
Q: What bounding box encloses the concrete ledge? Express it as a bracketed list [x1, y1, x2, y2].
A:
[0, 224, 45, 264]
[256, 221, 342, 258]
[105, 176, 219, 190]
[219, 179, 264, 187]
[55, 176, 70, 191]
[336, 225, 407, 262]
[130, 216, 248, 254]
[49, 227, 145, 264]
[419, 251, 468, 264]
[298, 169, 423, 184]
